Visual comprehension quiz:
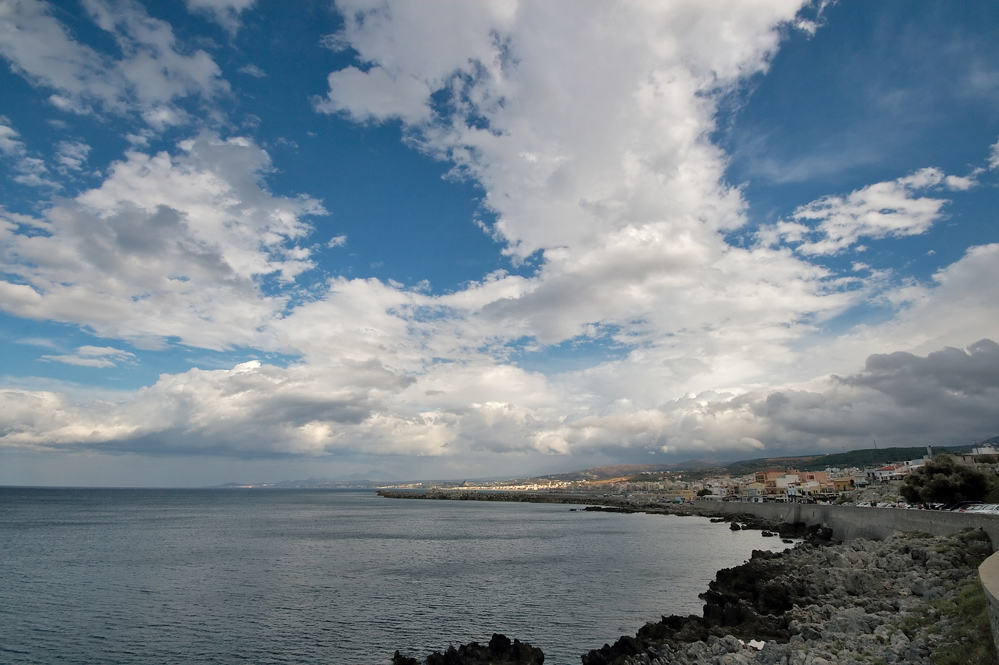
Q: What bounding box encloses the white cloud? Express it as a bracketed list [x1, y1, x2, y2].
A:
[41, 345, 135, 368]
[761, 168, 951, 255]
[0, 119, 26, 155]
[0, 132, 325, 349]
[11, 155, 55, 187]
[827, 243, 999, 363]
[0, 0, 227, 127]
[41, 356, 116, 368]
[944, 172, 979, 191]
[990, 136, 999, 170]
[237, 63, 266, 78]
[0, 118, 58, 187]
[3, 3, 999, 472]
[8, 337, 996, 461]
[315, 0, 839, 362]
[319, 31, 350, 52]
[185, 0, 255, 34]
[55, 140, 91, 172]
[316, 65, 432, 124]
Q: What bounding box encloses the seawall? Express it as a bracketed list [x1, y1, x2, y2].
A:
[691, 500, 999, 547]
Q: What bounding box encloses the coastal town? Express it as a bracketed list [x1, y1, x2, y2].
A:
[390, 444, 999, 508]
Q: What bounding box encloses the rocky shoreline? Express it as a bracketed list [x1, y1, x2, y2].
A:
[380, 491, 996, 665]
[578, 528, 992, 665]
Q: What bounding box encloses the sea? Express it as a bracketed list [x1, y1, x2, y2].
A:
[0, 488, 791, 664]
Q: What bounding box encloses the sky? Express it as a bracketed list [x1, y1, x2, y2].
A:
[1, 0, 998, 487]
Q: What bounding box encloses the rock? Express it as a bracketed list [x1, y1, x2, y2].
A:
[395, 634, 545, 665]
[910, 578, 930, 596]
[577, 529, 990, 665]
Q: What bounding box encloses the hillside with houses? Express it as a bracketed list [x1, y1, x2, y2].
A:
[393, 439, 999, 507]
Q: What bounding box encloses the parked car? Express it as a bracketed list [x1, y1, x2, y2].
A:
[943, 500, 983, 511]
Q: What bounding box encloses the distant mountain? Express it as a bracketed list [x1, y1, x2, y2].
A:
[334, 470, 398, 482]
[216, 469, 397, 489]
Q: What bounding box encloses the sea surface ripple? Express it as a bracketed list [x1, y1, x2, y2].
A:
[0, 488, 790, 664]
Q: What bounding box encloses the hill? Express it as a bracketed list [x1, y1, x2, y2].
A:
[794, 445, 968, 471]
[722, 445, 972, 475]
[536, 440, 990, 485]
[723, 455, 824, 476]
[538, 459, 719, 482]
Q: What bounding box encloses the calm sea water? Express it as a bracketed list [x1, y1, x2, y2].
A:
[0, 488, 789, 664]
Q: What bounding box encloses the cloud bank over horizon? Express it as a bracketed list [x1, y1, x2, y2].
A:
[1, 1, 998, 485]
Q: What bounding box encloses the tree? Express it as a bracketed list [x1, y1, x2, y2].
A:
[900, 454, 992, 504]
[696, 488, 713, 497]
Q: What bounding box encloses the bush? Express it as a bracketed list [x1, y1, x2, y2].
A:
[900, 454, 992, 504]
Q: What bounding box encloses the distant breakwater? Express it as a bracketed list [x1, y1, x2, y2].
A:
[376, 489, 698, 515]
[378, 489, 999, 547]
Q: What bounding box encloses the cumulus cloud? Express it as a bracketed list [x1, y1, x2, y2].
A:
[524, 339, 999, 458]
[2, 2, 999, 473]
[0, 0, 227, 126]
[760, 168, 952, 255]
[0, 359, 431, 456]
[316, 65, 432, 124]
[314, 0, 848, 363]
[9, 338, 995, 463]
[0, 132, 325, 349]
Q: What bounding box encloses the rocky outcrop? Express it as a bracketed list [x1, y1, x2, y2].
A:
[579, 528, 993, 665]
[392, 633, 545, 665]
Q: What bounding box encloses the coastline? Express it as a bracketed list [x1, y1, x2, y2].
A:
[380, 490, 997, 665]
[376, 489, 700, 516]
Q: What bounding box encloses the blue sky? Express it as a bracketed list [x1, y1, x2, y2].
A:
[1, 0, 998, 486]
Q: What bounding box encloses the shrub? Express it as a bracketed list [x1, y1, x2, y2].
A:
[900, 454, 992, 504]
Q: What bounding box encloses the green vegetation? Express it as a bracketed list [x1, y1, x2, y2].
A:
[895, 530, 995, 665]
[796, 446, 967, 472]
[721, 445, 968, 476]
[929, 579, 996, 665]
[723, 456, 821, 475]
[927, 530, 996, 665]
[900, 454, 992, 503]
